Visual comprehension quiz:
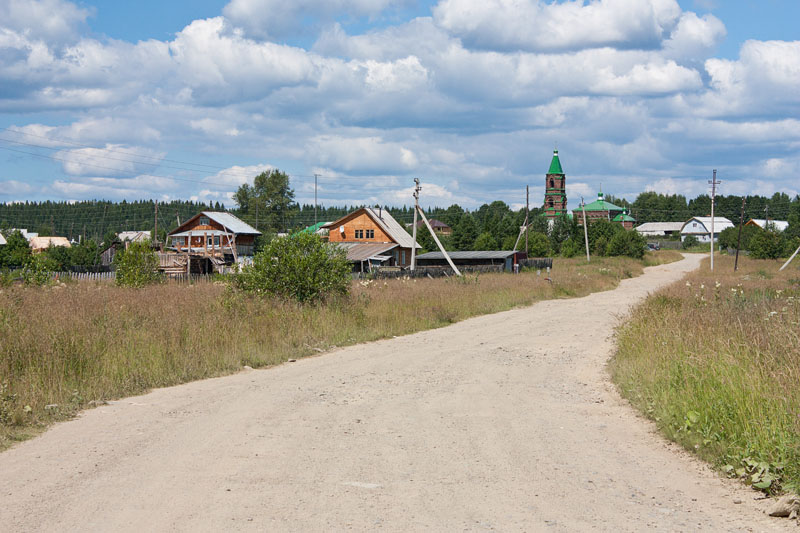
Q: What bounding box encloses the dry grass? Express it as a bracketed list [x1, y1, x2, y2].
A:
[0, 252, 678, 449]
[611, 254, 800, 493]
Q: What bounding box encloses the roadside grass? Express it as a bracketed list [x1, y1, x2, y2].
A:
[611, 254, 800, 494]
[0, 252, 679, 450]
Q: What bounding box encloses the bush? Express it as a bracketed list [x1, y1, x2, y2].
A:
[527, 232, 551, 257]
[559, 237, 582, 258]
[682, 235, 698, 249]
[749, 229, 784, 259]
[21, 254, 56, 286]
[606, 230, 647, 259]
[114, 241, 161, 287]
[233, 232, 351, 303]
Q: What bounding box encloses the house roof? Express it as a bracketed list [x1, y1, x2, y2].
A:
[118, 231, 151, 242]
[634, 222, 684, 233]
[547, 150, 564, 175]
[298, 221, 330, 234]
[746, 219, 789, 232]
[574, 192, 625, 213]
[416, 250, 520, 260]
[323, 207, 420, 249]
[612, 211, 636, 222]
[415, 218, 450, 229]
[0, 233, 6, 245]
[681, 217, 734, 234]
[332, 242, 398, 262]
[168, 211, 261, 237]
[29, 236, 71, 250]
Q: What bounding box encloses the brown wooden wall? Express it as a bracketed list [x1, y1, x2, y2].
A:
[328, 212, 392, 243]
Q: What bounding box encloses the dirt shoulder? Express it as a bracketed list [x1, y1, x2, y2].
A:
[0, 254, 791, 531]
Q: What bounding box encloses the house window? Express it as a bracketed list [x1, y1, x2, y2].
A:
[366, 229, 374, 239]
[355, 229, 364, 239]
[199, 216, 210, 226]
[213, 236, 220, 247]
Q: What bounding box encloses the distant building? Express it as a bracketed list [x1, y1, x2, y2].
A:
[29, 236, 71, 253]
[543, 150, 567, 221]
[745, 219, 789, 232]
[634, 222, 684, 237]
[680, 217, 734, 243]
[415, 250, 529, 273]
[117, 231, 151, 243]
[573, 191, 628, 226]
[414, 218, 452, 237]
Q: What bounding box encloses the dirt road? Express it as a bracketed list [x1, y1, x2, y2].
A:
[0, 254, 791, 531]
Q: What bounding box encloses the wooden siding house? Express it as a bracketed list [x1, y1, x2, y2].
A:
[323, 207, 420, 270]
[165, 212, 260, 274]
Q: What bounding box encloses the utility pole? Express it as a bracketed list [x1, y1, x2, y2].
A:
[411, 179, 420, 271]
[314, 173, 319, 227]
[764, 205, 770, 229]
[734, 196, 745, 271]
[525, 185, 529, 255]
[154, 200, 159, 248]
[413, 178, 461, 276]
[708, 169, 720, 271]
[581, 197, 590, 262]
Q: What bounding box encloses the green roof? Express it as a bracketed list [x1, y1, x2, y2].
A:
[575, 192, 625, 212]
[612, 212, 636, 222]
[298, 221, 328, 234]
[547, 150, 564, 175]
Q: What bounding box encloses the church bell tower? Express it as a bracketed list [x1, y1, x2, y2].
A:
[543, 150, 567, 221]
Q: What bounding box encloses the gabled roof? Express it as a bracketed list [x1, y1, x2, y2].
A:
[575, 192, 625, 212]
[168, 211, 260, 237]
[323, 207, 420, 249]
[118, 231, 151, 242]
[29, 236, 71, 250]
[681, 217, 734, 234]
[547, 150, 564, 175]
[634, 222, 684, 233]
[415, 218, 450, 229]
[746, 219, 789, 232]
[612, 211, 636, 222]
[298, 221, 329, 234]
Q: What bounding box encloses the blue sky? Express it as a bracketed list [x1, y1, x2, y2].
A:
[1, 0, 799, 214]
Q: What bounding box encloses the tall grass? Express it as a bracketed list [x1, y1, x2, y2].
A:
[0, 252, 678, 449]
[611, 254, 800, 494]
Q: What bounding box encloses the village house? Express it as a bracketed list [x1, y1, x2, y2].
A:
[573, 191, 634, 228]
[322, 207, 420, 270]
[745, 218, 789, 232]
[29, 236, 71, 253]
[680, 216, 734, 243]
[413, 218, 452, 237]
[165, 212, 260, 274]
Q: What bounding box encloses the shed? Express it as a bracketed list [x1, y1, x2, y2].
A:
[634, 222, 684, 237]
[415, 250, 527, 272]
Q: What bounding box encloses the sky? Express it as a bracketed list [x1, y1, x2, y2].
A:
[1, 0, 799, 213]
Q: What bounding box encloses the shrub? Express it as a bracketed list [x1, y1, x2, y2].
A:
[473, 232, 498, 251]
[682, 235, 698, 249]
[606, 230, 647, 259]
[233, 232, 351, 303]
[114, 241, 161, 287]
[21, 254, 56, 286]
[749, 229, 783, 259]
[559, 237, 582, 258]
[527, 232, 551, 257]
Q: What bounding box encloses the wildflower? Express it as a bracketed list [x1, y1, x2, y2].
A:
[700, 283, 705, 290]
[686, 282, 692, 287]
[715, 281, 721, 289]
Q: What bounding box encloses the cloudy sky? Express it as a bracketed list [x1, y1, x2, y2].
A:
[1, 0, 798, 211]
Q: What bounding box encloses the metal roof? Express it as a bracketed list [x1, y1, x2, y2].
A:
[634, 222, 684, 233]
[416, 250, 519, 260]
[681, 217, 734, 234]
[612, 212, 636, 222]
[0, 233, 6, 245]
[323, 207, 420, 249]
[575, 192, 625, 212]
[332, 242, 398, 262]
[747, 219, 789, 232]
[547, 150, 564, 175]
[203, 212, 261, 235]
[117, 231, 151, 242]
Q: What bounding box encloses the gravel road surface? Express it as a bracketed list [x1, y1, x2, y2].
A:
[1, 254, 791, 531]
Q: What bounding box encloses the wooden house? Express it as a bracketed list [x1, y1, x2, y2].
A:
[414, 218, 452, 236]
[323, 207, 420, 269]
[166, 212, 260, 274]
